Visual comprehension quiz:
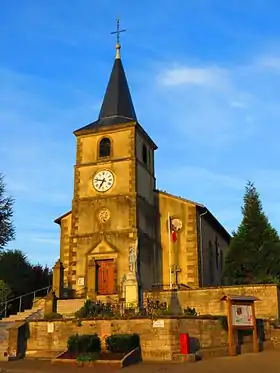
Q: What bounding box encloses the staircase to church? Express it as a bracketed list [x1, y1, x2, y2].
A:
[0, 287, 50, 361]
[0, 298, 45, 323]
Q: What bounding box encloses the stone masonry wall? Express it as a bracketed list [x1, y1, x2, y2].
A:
[27, 318, 228, 361]
[144, 284, 280, 319]
[270, 328, 280, 349]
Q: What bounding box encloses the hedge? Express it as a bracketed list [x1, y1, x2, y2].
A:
[67, 334, 101, 354]
[105, 333, 140, 354]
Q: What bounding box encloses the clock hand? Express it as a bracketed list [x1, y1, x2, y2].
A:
[99, 178, 106, 188]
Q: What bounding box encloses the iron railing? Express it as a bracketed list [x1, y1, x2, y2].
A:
[0, 285, 51, 318]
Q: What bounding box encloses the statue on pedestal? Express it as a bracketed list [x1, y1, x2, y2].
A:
[128, 238, 138, 275]
[125, 238, 139, 309]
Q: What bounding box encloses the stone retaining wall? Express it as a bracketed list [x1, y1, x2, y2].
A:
[27, 318, 228, 361]
[144, 284, 280, 319]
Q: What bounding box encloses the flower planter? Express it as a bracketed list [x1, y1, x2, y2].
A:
[51, 347, 141, 368]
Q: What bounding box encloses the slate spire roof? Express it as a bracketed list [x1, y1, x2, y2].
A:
[98, 43, 137, 122]
[74, 40, 137, 134]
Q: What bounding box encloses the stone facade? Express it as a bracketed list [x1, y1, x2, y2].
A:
[270, 328, 280, 349]
[54, 176, 230, 299]
[26, 318, 228, 361]
[155, 192, 200, 288]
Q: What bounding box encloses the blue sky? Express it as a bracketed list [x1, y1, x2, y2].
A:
[1, 0, 280, 266]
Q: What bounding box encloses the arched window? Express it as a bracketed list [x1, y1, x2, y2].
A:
[142, 144, 148, 164]
[99, 137, 111, 158]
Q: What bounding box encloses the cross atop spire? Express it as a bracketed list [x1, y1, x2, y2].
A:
[110, 17, 126, 59]
[73, 17, 137, 134]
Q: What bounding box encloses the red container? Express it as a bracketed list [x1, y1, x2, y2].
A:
[180, 333, 190, 354]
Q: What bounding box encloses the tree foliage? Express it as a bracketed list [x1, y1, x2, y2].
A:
[0, 250, 31, 296]
[0, 249, 52, 314]
[0, 280, 11, 311]
[0, 174, 52, 315]
[223, 181, 280, 285]
[0, 173, 15, 250]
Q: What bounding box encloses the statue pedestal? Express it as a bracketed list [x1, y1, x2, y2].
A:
[124, 272, 139, 309]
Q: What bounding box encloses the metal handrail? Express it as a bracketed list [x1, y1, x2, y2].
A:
[0, 285, 51, 318]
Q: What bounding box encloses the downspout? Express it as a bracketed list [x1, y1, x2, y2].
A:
[199, 208, 208, 287]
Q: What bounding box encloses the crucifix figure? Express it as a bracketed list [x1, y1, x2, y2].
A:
[110, 17, 126, 58]
[171, 264, 181, 285]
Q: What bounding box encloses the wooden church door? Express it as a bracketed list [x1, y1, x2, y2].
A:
[96, 260, 115, 295]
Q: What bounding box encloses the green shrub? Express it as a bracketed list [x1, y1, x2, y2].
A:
[105, 334, 140, 354]
[146, 299, 169, 318]
[43, 312, 63, 321]
[67, 334, 80, 354]
[74, 300, 119, 319]
[183, 307, 197, 316]
[67, 334, 101, 354]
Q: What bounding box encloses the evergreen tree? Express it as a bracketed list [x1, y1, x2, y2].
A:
[0, 280, 11, 314]
[0, 173, 15, 250]
[223, 181, 280, 284]
[0, 250, 52, 313]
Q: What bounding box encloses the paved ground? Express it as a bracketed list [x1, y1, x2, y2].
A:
[0, 350, 280, 373]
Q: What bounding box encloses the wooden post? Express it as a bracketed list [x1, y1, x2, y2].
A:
[251, 302, 259, 353]
[226, 297, 235, 357]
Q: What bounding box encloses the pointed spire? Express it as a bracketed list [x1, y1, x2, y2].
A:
[98, 57, 137, 121]
[98, 18, 137, 122]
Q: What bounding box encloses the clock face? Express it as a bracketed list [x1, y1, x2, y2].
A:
[93, 170, 114, 192]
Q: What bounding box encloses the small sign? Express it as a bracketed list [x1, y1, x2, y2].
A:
[47, 322, 54, 333]
[153, 319, 165, 328]
[231, 305, 253, 327]
[78, 277, 85, 286]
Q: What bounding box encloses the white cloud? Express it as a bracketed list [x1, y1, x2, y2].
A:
[157, 64, 229, 88]
[256, 55, 280, 73]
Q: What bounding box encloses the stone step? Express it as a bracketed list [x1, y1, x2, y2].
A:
[1, 314, 41, 322]
[0, 306, 44, 322]
[1, 317, 26, 322]
[57, 299, 85, 315]
[26, 350, 64, 360]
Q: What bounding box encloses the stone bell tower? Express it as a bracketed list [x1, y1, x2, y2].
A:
[53, 19, 158, 303]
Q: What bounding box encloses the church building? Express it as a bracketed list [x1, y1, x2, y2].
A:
[52, 31, 231, 303]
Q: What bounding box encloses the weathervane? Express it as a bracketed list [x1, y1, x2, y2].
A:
[110, 17, 126, 59]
